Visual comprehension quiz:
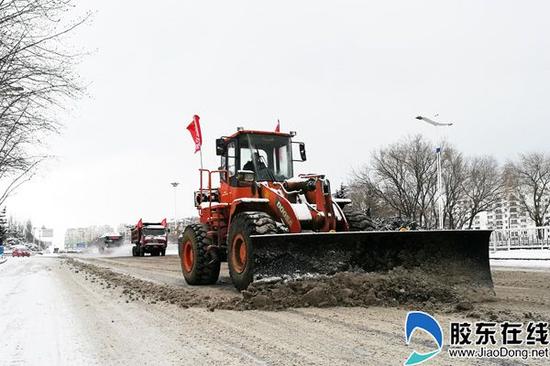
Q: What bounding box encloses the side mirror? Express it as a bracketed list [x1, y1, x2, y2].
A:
[216, 138, 225, 156]
[292, 142, 307, 162]
[237, 170, 255, 184]
[299, 142, 307, 161]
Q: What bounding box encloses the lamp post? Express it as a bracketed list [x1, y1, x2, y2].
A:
[170, 182, 179, 231]
[415, 116, 453, 229]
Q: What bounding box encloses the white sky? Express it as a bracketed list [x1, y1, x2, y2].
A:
[6, 0, 550, 246]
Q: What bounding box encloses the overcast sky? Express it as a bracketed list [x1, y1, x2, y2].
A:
[7, 0, 550, 245]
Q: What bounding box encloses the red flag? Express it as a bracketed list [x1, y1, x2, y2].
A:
[275, 119, 280, 132]
[137, 218, 143, 229]
[161, 218, 167, 227]
[186, 115, 202, 153]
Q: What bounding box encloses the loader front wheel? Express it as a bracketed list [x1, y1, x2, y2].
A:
[227, 212, 279, 291]
[179, 224, 220, 285]
[231, 234, 248, 274]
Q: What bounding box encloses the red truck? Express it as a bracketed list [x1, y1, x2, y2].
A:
[131, 219, 168, 257]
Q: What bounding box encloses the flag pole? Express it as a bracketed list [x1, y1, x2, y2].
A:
[187, 114, 204, 169]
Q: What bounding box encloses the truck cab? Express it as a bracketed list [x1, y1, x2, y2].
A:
[131, 220, 168, 257]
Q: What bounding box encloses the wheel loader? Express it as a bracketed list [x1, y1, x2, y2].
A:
[179, 128, 493, 291]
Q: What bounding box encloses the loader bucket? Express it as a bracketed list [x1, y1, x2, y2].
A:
[251, 230, 493, 289]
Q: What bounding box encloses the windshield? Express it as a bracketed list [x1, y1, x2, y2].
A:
[143, 228, 166, 236]
[239, 134, 293, 181]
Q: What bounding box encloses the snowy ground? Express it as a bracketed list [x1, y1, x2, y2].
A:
[4, 256, 550, 365]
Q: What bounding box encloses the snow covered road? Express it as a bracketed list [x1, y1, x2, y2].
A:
[2, 256, 550, 365]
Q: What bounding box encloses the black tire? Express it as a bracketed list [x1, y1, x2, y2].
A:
[161, 248, 166, 256]
[179, 224, 220, 285]
[132, 246, 137, 257]
[343, 206, 375, 231]
[139, 246, 145, 257]
[227, 212, 279, 291]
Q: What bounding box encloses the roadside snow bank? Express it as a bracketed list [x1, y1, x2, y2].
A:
[490, 249, 550, 269]
[491, 259, 550, 269]
[490, 249, 550, 260]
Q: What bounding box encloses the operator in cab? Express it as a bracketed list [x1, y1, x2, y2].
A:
[243, 152, 266, 173]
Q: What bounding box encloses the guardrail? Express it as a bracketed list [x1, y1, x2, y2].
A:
[490, 226, 550, 251]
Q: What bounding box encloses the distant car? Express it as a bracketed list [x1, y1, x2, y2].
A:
[12, 248, 30, 257]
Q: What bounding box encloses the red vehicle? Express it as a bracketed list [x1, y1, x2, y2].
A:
[12, 248, 31, 257]
[131, 219, 168, 257]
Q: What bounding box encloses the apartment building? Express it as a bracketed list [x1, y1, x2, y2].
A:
[471, 189, 550, 231]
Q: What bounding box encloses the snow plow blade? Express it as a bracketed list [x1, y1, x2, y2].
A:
[251, 230, 493, 289]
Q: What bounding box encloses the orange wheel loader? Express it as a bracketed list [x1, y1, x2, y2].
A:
[179, 128, 493, 291]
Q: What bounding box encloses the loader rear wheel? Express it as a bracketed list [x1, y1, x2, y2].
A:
[343, 206, 375, 231]
[179, 224, 220, 285]
[227, 212, 279, 291]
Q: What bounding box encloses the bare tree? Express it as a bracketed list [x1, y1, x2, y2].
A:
[440, 145, 468, 229]
[348, 136, 505, 230]
[460, 156, 503, 229]
[350, 135, 438, 227]
[0, 0, 87, 205]
[348, 166, 390, 217]
[505, 153, 550, 228]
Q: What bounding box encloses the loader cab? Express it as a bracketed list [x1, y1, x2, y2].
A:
[217, 130, 305, 186]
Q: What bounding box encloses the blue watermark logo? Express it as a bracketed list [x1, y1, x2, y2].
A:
[404, 311, 444, 365]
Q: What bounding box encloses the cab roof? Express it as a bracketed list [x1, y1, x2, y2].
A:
[223, 129, 292, 141]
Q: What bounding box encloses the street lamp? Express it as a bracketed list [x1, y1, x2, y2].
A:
[170, 182, 179, 230]
[415, 115, 453, 229]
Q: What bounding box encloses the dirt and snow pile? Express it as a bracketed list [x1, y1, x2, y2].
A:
[217, 268, 493, 311]
[66, 258, 493, 313]
[65, 258, 239, 308]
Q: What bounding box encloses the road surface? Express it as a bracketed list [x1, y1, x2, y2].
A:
[1, 255, 550, 365]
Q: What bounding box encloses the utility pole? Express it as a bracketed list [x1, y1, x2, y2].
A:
[415, 116, 453, 229]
